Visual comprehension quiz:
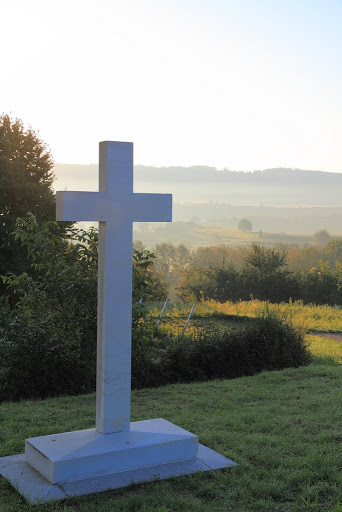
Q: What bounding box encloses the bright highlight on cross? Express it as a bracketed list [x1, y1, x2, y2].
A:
[56, 141, 172, 433]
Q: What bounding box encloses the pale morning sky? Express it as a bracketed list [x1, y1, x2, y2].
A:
[2, 0, 342, 172]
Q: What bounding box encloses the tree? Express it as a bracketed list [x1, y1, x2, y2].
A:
[325, 239, 342, 271]
[175, 244, 191, 273]
[0, 114, 55, 281]
[238, 218, 252, 232]
[0, 216, 165, 401]
[153, 242, 192, 299]
[313, 229, 330, 247]
[153, 242, 177, 275]
[132, 248, 167, 303]
[303, 260, 339, 305]
[178, 266, 218, 302]
[326, 239, 342, 258]
[0, 216, 98, 400]
[242, 244, 300, 302]
[133, 239, 146, 253]
[179, 264, 241, 303]
[191, 245, 249, 270]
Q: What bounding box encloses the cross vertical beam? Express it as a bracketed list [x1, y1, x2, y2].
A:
[96, 143, 133, 434]
[56, 141, 172, 434]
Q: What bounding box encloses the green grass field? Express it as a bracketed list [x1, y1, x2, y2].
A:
[1, 364, 341, 512]
[1, 301, 341, 511]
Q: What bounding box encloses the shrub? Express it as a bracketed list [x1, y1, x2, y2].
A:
[0, 216, 165, 401]
[131, 312, 311, 389]
[0, 219, 98, 401]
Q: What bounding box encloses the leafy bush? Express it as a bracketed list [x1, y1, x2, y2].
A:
[0, 217, 98, 401]
[0, 215, 165, 401]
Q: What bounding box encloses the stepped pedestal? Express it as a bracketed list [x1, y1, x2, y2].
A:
[25, 419, 198, 484]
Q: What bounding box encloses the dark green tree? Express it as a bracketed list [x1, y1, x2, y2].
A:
[242, 244, 300, 302]
[0, 114, 55, 282]
[179, 265, 241, 302]
[313, 229, 330, 247]
[0, 216, 98, 400]
[325, 239, 342, 272]
[303, 260, 340, 305]
[238, 218, 252, 232]
[154, 242, 177, 274]
[132, 248, 167, 304]
[0, 215, 165, 401]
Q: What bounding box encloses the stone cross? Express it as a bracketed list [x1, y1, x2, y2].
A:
[56, 141, 172, 434]
[2, 141, 233, 498]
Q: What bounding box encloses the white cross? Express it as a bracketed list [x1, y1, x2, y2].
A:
[56, 142, 172, 434]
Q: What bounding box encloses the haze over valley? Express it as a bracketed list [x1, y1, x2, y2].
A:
[54, 163, 342, 244]
[54, 164, 342, 206]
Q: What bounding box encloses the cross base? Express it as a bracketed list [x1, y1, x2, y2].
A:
[0, 439, 236, 505]
[24, 419, 198, 485]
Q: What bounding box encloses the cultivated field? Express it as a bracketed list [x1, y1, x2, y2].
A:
[134, 224, 318, 248]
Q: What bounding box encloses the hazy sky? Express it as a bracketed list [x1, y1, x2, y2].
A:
[2, 0, 342, 171]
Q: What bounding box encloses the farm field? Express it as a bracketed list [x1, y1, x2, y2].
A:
[133, 223, 321, 248]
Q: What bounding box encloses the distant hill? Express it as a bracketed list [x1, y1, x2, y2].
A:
[54, 163, 342, 186]
[53, 164, 342, 236]
[134, 166, 342, 187]
[53, 164, 342, 206]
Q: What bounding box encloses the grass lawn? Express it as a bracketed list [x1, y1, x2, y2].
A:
[1, 302, 341, 511]
[1, 360, 341, 512]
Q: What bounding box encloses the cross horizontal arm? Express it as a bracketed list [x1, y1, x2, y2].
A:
[132, 193, 172, 222]
[56, 191, 106, 222]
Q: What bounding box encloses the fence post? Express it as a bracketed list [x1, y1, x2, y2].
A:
[156, 298, 169, 327]
[181, 304, 196, 336]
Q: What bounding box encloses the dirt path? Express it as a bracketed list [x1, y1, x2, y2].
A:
[309, 332, 342, 343]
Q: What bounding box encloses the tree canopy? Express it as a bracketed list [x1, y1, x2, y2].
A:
[0, 215, 166, 400]
[238, 218, 252, 232]
[0, 114, 55, 280]
[313, 229, 330, 247]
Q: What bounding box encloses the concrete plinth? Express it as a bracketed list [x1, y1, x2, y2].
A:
[0, 441, 237, 505]
[25, 419, 198, 484]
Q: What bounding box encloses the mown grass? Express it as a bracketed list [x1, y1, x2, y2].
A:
[307, 335, 342, 365]
[1, 364, 341, 512]
[1, 302, 341, 510]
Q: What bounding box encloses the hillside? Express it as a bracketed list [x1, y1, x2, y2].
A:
[53, 164, 342, 235]
[53, 164, 342, 206]
[133, 222, 341, 249]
